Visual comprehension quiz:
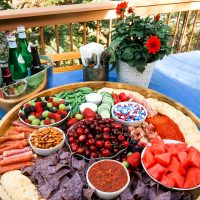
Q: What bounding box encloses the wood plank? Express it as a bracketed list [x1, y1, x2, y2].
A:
[83, 22, 86, 45]
[96, 20, 100, 43]
[70, 23, 73, 51]
[53, 64, 83, 73]
[39, 27, 45, 55]
[46, 52, 81, 62]
[55, 25, 60, 53]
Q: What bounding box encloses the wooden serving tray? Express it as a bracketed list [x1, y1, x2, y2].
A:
[0, 81, 200, 199]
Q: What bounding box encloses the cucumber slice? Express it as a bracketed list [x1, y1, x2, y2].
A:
[100, 110, 111, 118]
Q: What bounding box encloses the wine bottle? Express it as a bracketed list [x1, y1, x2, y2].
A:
[7, 35, 27, 80]
[17, 26, 33, 76]
[30, 44, 44, 74]
[0, 60, 14, 87]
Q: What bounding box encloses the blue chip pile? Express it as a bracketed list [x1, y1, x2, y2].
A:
[113, 103, 146, 122]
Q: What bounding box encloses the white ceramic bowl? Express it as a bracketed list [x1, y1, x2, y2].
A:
[111, 102, 147, 127]
[86, 159, 130, 200]
[29, 127, 65, 156]
[79, 102, 97, 113]
[85, 93, 102, 105]
[18, 97, 71, 128]
[141, 139, 200, 191]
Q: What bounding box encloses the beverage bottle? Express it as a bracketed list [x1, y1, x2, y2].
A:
[0, 60, 14, 87]
[30, 44, 44, 74]
[17, 26, 33, 76]
[7, 35, 27, 80]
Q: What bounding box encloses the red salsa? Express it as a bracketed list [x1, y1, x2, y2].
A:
[88, 160, 128, 192]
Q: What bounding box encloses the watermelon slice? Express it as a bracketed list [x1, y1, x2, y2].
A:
[148, 163, 168, 181]
[150, 144, 166, 155]
[167, 172, 185, 188]
[188, 152, 200, 168]
[154, 153, 171, 167]
[187, 146, 199, 154]
[183, 168, 198, 188]
[177, 152, 189, 168]
[166, 143, 180, 155]
[176, 143, 187, 152]
[160, 174, 175, 187]
[168, 157, 185, 175]
[142, 150, 155, 169]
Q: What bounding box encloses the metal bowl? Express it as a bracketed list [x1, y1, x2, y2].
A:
[0, 55, 54, 112]
[18, 97, 71, 128]
[65, 121, 127, 161]
[141, 139, 200, 191]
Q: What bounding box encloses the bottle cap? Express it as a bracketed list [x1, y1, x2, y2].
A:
[6, 35, 16, 42]
[0, 60, 8, 68]
[17, 25, 25, 33]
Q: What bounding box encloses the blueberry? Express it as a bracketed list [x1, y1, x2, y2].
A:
[52, 107, 57, 113]
[60, 124, 67, 131]
[45, 96, 50, 101]
[24, 107, 31, 115]
[39, 116, 44, 121]
[61, 114, 66, 119]
[30, 106, 36, 112]
[21, 115, 27, 120]
[35, 97, 42, 102]
[66, 108, 70, 112]
[41, 102, 47, 107]
[64, 102, 69, 106]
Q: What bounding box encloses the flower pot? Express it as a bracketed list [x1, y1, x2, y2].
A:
[117, 61, 155, 88]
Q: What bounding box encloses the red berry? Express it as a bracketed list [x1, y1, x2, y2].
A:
[25, 119, 31, 124]
[68, 137, 75, 143]
[96, 141, 103, 148]
[76, 128, 84, 136]
[103, 133, 110, 140]
[84, 128, 90, 135]
[104, 141, 111, 149]
[122, 141, 130, 148]
[78, 135, 86, 143]
[87, 134, 94, 139]
[118, 134, 125, 141]
[44, 119, 51, 125]
[60, 100, 65, 104]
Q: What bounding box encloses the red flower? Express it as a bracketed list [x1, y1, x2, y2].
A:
[128, 7, 133, 14]
[144, 35, 161, 54]
[154, 14, 160, 21]
[116, 1, 128, 17]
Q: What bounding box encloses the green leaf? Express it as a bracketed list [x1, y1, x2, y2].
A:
[135, 60, 146, 73]
[109, 36, 125, 49]
[122, 47, 133, 60]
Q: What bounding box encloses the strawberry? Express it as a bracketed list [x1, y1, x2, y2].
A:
[44, 119, 51, 125]
[126, 152, 141, 168]
[48, 97, 53, 102]
[48, 112, 55, 119]
[35, 112, 42, 118]
[25, 103, 31, 108]
[53, 102, 58, 107]
[119, 92, 128, 101]
[55, 113, 62, 122]
[60, 100, 65, 104]
[66, 118, 78, 127]
[25, 119, 31, 124]
[35, 102, 42, 107]
[83, 108, 96, 119]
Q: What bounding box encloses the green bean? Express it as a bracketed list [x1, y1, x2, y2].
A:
[77, 96, 82, 103]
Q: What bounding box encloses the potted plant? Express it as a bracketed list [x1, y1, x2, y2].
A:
[109, 1, 173, 87]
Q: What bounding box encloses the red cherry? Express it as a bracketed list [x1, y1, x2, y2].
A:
[88, 139, 95, 146]
[77, 147, 84, 154]
[103, 133, 110, 140]
[68, 137, 75, 143]
[122, 141, 129, 147]
[118, 134, 125, 141]
[96, 141, 103, 148]
[76, 128, 84, 136]
[87, 134, 94, 139]
[103, 127, 110, 133]
[90, 152, 98, 158]
[104, 141, 111, 149]
[71, 143, 79, 152]
[84, 128, 90, 135]
[90, 145, 97, 152]
[78, 135, 86, 143]
[114, 123, 122, 129]
[85, 149, 91, 157]
[68, 131, 74, 137]
[101, 149, 110, 157]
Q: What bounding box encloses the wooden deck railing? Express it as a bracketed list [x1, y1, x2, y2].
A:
[0, 0, 200, 73]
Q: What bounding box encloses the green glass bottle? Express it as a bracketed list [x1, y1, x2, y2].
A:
[7, 35, 27, 80]
[17, 26, 33, 76]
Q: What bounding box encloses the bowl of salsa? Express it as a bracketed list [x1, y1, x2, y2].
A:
[86, 159, 130, 200]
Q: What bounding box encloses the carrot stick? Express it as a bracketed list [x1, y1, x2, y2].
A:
[13, 126, 35, 133]
[0, 144, 23, 155]
[1, 139, 29, 147]
[6, 131, 30, 139]
[12, 121, 30, 127]
[0, 154, 36, 166]
[0, 155, 3, 160]
[3, 151, 33, 160]
[0, 144, 9, 149]
[0, 161, 33, 174]
[3, 146, 31, 157]
[6, 130, 23, 135]
[0, 133, 25, 143]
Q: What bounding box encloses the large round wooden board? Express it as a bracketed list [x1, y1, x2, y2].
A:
[0, 81, 200, 199]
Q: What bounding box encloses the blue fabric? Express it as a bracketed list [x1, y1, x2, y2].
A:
[0, 51, 200, 119]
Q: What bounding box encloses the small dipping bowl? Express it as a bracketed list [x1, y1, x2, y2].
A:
[86, 159, 130, 200]
[79, 102, 97, 113]
[111, 101, 147, 127]
[29, 127, 65, 156]
[85, 93, 102, 105]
